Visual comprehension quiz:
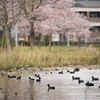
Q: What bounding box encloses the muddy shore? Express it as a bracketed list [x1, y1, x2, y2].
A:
[0, 64, 100, 76]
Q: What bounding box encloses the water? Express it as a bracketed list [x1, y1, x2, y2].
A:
[0, 69, 100, 100]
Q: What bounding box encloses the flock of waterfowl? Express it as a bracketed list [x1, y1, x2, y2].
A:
[45, 67, 100, 90]
[66, 68, 100, 87]
[1, 67, 100, 92]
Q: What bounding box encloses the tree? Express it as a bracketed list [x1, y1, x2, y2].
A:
[55, 11, 91, 47]
[68, 13, 91, 48]
[36, 0, 91, 48]
[18, 0, 91, 50]
[17, 0, 76, 50]
[18, 0, 44, 50]
[0, 0, 23, 52]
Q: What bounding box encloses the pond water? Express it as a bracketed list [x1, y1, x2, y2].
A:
[0, 69, 100, 100]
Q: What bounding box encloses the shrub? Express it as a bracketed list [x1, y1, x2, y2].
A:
[0, 37, 15, 47]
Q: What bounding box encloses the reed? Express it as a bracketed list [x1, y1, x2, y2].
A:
[0, 46, 100, 70]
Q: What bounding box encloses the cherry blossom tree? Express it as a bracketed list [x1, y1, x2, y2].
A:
[65, 12, 92, 48]
[37, 1, 91, 48]
[0, 0, 24, 52]
[18, 0, 76, 50]
[18, 0, 91, 50]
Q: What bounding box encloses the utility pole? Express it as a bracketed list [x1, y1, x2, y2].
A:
[85, 36, 88, 45]
[67, 34, 70, 46]
[15, 23, 18, 49]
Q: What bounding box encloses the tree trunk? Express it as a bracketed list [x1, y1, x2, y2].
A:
[4, 26, 12, 52]
[30, 34, 34, 50]
[58, 34, 61, 46]
[78, 38, 81, 48]
[38, 33, 41, 49]
[63, 33, 66, 45]
[67, 35, 69, 46]
[30, 22, 35, 50]
[49, 34, 52, 51]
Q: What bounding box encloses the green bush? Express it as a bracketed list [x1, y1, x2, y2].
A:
[0, 38, 6, 46]
[43, 35, 50, 46]
[0, 37, 15, 47]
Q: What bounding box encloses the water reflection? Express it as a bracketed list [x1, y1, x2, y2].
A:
[4, 79, 9, 100]
[28, 81, 34, 100]
[0, 69, 100, 100]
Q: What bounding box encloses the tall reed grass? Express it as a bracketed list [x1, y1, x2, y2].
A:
[0, 46, 100, 70]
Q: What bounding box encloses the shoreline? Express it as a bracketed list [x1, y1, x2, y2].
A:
[0, 64, 100, 76]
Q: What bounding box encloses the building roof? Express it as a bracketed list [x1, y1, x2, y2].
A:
[76, 1, 100, 7]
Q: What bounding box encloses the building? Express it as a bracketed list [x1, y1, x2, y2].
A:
[52, 0, 100, 44]
[75, 0, 100, 41]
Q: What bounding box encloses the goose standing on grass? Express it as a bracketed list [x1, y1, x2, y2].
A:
[92, 76, 99, 81]
[85, 81, 94, 86]
[47, 84, 55, 90]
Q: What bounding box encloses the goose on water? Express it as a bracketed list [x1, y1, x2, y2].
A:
[85, 81, 94, 86]
[47, 84, 55, 90]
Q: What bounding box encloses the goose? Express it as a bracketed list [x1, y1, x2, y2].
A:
[34, 74, 40, 78]
[37, 74, 40, 78]
[85, 81, 94, 86]
[58, 71, 63, 74]
[17, 76, 21, 80]
[72, 76, 80, 80]
[92, 76, 99, 81]
[67, 70, 70, 72]
[74, 68, 80, 72]
[70, 70, 75, 74]
[36, 77, 41, 82]
[8, 75, 16, 78]
[47, 84, 55, 90]
[29, 77, 34, 81]
[78, 79, 84, 84]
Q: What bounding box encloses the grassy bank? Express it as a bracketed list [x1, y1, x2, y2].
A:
[0, 46, 100, 70]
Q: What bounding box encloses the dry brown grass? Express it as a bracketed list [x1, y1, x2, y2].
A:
[0, 46, 100, 70]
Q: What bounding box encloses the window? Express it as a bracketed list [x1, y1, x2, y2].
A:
[90, 12, 100, 18]
[90, 26, 100, 33]
[79, 12, 87, 16]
